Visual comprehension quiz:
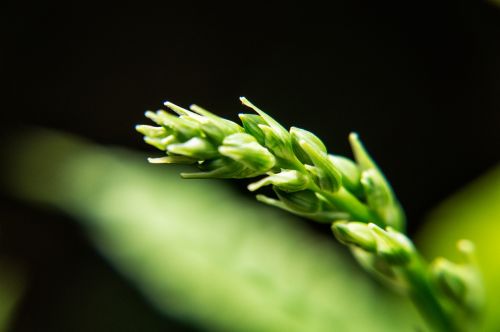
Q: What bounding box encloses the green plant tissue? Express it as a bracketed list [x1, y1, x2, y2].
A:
[417, 165, 500, 332]
[0, 259, 25, 332]
[3, 129, 424, 331]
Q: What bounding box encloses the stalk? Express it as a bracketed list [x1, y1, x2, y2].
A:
[403, 255, 459, 331]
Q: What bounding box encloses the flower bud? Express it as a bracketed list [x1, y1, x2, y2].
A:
[290, 127, 327, 165]
[255, 194, 347, 223]
[332, 221, 377, 252]
[163, 102, 227, 143]
[369, 224, 414, 265]
[274, 188, 321, 213]
[167, 137, 217, 159]
[328, 155, 362, 195]
[163, 101, 194, 116]
[143, 136, 168, 151]
[150, 110, 202, 140]
[219, 133, 276, 172]
[258, 124, 294, 160]
[349, 133, 405, 230]
[147, 155, 197, 164]
[181, 157, 256, 179]
[135, 124, 168, 138]
[240, 97, 289, 140]
[189, 104, 243, 135]
[361, 169, 405, 231]
[300, 140, 342, 192]
[187, 104, 243, 142]
[164, 101, 243, 138]
[144, 110, 164, 126]
[238, 113, 267, 145]
[141, 134, 176, 151]
[240, 97, 294, 160]
[247, 169, 309, 192]
[431, 258, 467, 305]
[430, 240, 483, 312]
[348, 132, 377, 171]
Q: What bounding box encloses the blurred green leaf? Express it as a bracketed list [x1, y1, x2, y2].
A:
[3, 129, 424, 331]
[0, 259, 25, 332]
[416, 165, 500, 332]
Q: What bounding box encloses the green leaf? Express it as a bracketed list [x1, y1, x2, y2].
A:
[3, 129, 425, 332]
[0, 259, 26, 332]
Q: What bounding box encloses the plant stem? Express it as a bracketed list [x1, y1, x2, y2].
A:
[320, 188, 383, 226]
[403, 255, 459, 332]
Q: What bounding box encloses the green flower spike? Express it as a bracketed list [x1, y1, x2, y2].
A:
[137, 97, 482, 332]
[137, 98, 399, 226]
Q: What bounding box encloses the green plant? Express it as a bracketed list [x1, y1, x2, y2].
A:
[136, 97, 483, 332]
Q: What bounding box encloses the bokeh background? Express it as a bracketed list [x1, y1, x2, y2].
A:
[1, 1, 500, 331]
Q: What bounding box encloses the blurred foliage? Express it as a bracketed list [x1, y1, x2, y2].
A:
[2, 129, 425, 331]
[417, 165, 500, 332]
[0, 259, 25, 332]
[489, 0, 500, 8]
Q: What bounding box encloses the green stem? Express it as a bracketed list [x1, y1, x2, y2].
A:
[403, 255, 459, 332]
[320, 188, 383, 226]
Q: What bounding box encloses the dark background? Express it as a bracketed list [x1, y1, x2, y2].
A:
[1, 1, 499, 331]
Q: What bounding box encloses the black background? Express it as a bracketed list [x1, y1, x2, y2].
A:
[1, 1, 499, 331]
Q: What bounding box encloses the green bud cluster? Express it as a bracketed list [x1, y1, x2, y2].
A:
[332, 221, 414, 265]
[430, 240, 483, 314]
[137, 97, 405, 229]
[137, 97, 483, 331]
[136, 101, 275, 179]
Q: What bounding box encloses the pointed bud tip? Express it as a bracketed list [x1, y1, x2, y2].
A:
[247, 182, 259, 192]
[349, 132, 359, 140]
[255, 194, 267, 201]
[240, 97, 258, 111]
[331, 221, 349, 233]
[147, 157, 167, 164]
